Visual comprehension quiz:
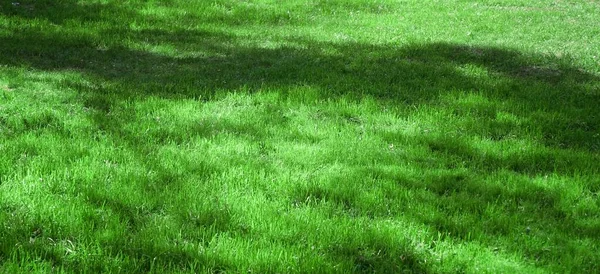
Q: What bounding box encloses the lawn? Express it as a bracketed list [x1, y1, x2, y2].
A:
[1, 0, 599, 273]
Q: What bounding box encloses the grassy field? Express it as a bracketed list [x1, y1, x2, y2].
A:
[1, 0, 599, 272]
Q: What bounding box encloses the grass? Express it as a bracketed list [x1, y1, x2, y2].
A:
[1, 0, 599, 272]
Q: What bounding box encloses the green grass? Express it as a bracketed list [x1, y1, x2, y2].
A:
[1, 0, 599, 272]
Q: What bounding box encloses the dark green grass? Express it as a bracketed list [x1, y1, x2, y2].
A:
[1, 0, 599, 273]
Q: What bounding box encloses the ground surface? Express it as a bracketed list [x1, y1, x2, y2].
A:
[1, 0, 599, 273]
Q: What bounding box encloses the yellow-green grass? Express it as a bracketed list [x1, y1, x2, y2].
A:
[1, 0, 599, 273]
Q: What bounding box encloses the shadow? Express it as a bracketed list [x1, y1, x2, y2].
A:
[2, 22, 598, 151]
[0, 0, 402, 27]
[2, 1, 600, 272]
[327, 233, 430, 273]
[0, 187, 233, 273]
[0, 0, 135, 24]
[287, 163, 599, 272]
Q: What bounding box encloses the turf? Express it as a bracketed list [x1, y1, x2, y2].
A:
[1, 0, 599, 273]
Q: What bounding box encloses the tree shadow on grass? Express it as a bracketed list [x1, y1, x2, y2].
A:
[2, 23, 598, 151]
[0, 0, 138, 25]
[1, 1, 600, 272]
